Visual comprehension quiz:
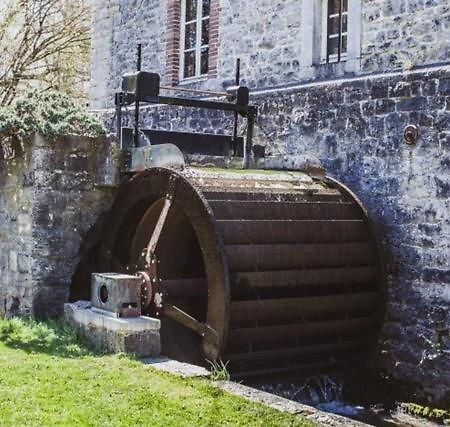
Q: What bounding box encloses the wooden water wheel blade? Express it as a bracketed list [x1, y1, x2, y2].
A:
[226, 242, 376, 271]
[229, 292, 379, 323]
[217, 219, 369, 245]
[229, 356, 365, 380]
[203, 189, 343, 202]
[209, 200, 361, 220]
[227, 317, 374, 345]
[232, 266, 378, 289]
[224, 339, 367, 363]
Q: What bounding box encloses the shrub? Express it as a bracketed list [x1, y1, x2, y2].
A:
[0, 90, 105, 159]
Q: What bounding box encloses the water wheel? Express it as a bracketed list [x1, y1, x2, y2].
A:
[94, 167, 385, 379]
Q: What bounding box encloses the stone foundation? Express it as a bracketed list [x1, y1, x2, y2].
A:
[64, 301, 161, 357]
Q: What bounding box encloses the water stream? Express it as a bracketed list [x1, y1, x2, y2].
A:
[256, 375, 440, 426]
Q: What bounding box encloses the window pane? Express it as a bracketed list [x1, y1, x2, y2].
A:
[184, 22, 196, 49]
[184, 51, 196, 78]
[342, 14, 348, 33]
[201, 19, 209, 46]
[185, 0, 197, 21]
[202, 0, 210, 17]
[327, 36, 339, 57]
[341, 35, 347, 53]
[328, 0, 340, 15]
[328, 16, 340, 35]
[343, 0, 348, 12]
[201, 47, 209, 74]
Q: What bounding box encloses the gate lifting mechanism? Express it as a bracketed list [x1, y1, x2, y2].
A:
[115, 45, 256, 167]
[91, 45, 386, 380]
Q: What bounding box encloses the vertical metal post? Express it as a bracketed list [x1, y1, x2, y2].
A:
[134, 44, 142, 148]
[326, 0, 330, 64]
[232, 58, 241, 156]
[243, 109, 255, 169]
[115, 92, 122, 148]
[338, 0, 342, 63]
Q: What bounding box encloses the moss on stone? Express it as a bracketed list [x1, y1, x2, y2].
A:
[400, 402, 450, 424]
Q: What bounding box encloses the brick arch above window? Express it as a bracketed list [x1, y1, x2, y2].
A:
[165, 0, 219, 85]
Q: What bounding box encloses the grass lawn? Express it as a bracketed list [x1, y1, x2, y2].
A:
[0, 317, 315, 427]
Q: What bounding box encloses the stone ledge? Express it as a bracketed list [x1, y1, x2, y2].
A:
[141, 356, 210, 378]
[215, 381, 368, 427]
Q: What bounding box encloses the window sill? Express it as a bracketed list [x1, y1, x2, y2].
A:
[312, 59, 360, 78]
[177, 75, 209, 86]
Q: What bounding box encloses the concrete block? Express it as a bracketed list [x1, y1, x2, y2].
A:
[64, 301, 161, 357]
[91, 273, 141, 316]
[128, 144, 185, 172]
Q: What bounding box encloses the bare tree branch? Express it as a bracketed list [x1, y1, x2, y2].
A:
[0, 0, 91, 106]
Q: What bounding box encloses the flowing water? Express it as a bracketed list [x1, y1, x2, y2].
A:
[256, 375, 440, 426]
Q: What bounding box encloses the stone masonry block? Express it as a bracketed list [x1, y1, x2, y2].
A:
[64, 301, 161, 357]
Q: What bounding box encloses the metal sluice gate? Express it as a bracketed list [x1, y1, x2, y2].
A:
[72, 48, 385, 380]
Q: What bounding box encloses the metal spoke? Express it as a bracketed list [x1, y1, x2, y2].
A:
[145, 195, 173, 265]
[164, 303, 218, 340]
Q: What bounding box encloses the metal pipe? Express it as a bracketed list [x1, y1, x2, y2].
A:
[338, 0, 343, 63]
[134, 44, 142, 148]
[243, 109, 255, 169]
[232, 58, 241, 156]
[115, 92, 122, 147]
[160, 85, 228, 98]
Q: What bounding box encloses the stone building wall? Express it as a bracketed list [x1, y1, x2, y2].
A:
[90, 0, 450, 108]
[0, 135, 119, 317]
[0, 153, 33, 316]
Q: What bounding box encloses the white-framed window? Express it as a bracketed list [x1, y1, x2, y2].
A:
[300, 0, 361, 73]
[323, 0, 348, 63]
[179, 0, 210, 81]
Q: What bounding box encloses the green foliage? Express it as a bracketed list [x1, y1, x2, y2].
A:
[0, 316, 91, 357]
[400, 402, 450, 424]
[207, 359, 231, 381]
[0, 90, 104, 142]
[0, 317, 315, 426]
